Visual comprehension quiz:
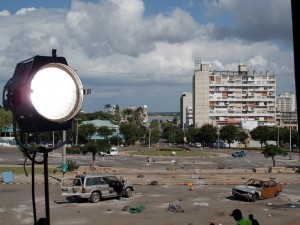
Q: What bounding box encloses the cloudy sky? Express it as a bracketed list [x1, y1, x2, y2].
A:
[0, 0, 295, 113]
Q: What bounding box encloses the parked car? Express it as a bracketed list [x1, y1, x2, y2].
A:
[190, 143, 201, 147]
[98, 147, 118, 156]
[61, 174, 134, 203]
[209, 140, 225, 148]
[232, 178, 283, 202]
[231, 151, 246, 157]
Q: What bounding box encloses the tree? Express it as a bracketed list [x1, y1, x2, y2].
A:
[0, 107, 13, 132]
[145, 127, 160, 146]
[220, 124, 238, 148]
[104, 104, 111, 112]
[134, 107, 145, 125]
[198, 124, 217, 147]
[97, 126, 113, 139]
[119, 122, 142, 146]
[145, 121, 160, 146]
[250, 126, 271, 150]
[235, 130, 249, 149]
[280, 127, 299, 151]
[262, 144, 287, 167]
[186, 127, 200, 144]
[81, 140, 111, 167]
[78, 123, 97, 143]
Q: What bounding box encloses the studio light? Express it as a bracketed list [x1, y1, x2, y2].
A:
[2, 50, 83, 133]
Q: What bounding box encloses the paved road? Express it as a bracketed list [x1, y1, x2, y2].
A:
[1, 147, 299, 170]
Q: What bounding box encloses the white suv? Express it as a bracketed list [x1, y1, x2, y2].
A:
[61, 174, 134, 203]
[98, 147, 118, 156]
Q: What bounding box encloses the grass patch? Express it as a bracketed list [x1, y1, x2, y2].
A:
[131, 149, 216, 157]
[158, 148, 185, 152]
[0, 166, 58, 174]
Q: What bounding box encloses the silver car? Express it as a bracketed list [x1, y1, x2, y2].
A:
[61, 173, 134, 203]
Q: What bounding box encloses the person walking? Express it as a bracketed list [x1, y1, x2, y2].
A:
[230, 209, 252, 225]
[249, 214, 260, 225]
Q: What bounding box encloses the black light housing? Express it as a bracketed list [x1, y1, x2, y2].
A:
[2, 51, 83, 133]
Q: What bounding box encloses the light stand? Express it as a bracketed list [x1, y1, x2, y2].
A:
[3, 50, 84, 225]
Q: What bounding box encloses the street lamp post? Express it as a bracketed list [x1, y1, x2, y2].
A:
[75, 118, 81, 145]
[289, 114, 292, 160]
[217, 125, 220, 151]
[277, 126, 280, 147]
[148, 127, 151, 148]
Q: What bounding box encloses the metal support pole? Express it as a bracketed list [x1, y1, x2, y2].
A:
[148, 128, 151, 148]
[217, 131, 220, 151]
[289, 118, 292, 160]
[43, 150, 50, 225]
[52, 131, 55, 148]
[76, 120, 79, 145]
[291, 0, 300, 160]
[217, 125, 220, 150]
[277, 126, 280, 147]
[62, 130, 66, 177]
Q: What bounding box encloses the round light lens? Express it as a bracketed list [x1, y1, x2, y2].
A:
[30, 63, 83, 122]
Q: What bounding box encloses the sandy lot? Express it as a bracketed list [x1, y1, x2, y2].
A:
[1, 182, 300, 225]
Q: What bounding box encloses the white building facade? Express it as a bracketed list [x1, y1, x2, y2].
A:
[193, 64, 276, 128]
[276, 92, 297, 112]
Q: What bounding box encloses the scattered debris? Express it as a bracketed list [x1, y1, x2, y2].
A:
[188, 182, 194, 190]
[192, 173, 200, 179]
[193, 201, 209, 206]
[150, 181, 158, 185]
[129, 205, 145, 213]
[166, 203, 184, 213]
[269, 203, 300, 208]
[137, 174, 144, 178]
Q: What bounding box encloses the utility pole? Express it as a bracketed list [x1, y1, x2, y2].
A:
[148, 127, 151, 148]
[62, 130, 66, 177]
[289, 112, 292, 160]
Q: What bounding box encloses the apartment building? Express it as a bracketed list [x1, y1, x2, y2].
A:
[275, 93, 298, 130]
[276, 92, 296, 112]
[193, 64, 276, 128]
[180, 92, 193, 129]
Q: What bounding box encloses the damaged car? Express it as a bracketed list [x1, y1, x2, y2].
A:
[61, 174, 134, 203]
[232, 178, 282, 202]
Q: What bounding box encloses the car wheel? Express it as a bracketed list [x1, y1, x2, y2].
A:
[90, 192, 101, 203]
[250, 193, 257, 202]
[124, 188, 132, 198]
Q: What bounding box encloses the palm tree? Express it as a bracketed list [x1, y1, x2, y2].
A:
[104, 104, 111, 112]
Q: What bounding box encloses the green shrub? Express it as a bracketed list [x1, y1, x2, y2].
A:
[66, 146, 82, 155]
[66, 159, 79, 171]
[159, 148, 183, 152]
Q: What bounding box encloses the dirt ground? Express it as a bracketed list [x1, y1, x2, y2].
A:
[1, 181, 300, 225]
[1, 148, 300, 225]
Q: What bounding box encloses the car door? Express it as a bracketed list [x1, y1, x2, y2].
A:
[61, 177, 82, 196]
[261, 181, 273, 198]
[96, 177, 111, 197]
[103, 176, 123, 197]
